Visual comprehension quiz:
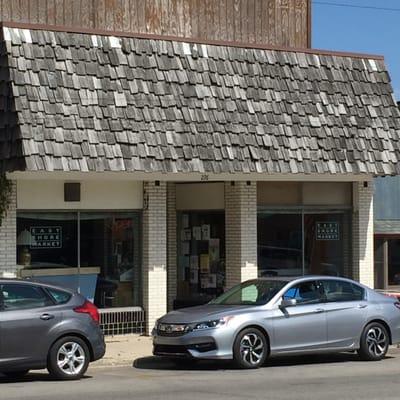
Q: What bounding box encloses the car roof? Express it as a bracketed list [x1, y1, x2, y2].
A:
[0, 278, 76, 294]
[254, 275, 363, 285]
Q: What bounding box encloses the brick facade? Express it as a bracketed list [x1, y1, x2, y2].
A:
[225, 181, 258, 288]
[352, 181, 374, 288]
[0, 181, 16, 274]
[142, 181, 167, 333]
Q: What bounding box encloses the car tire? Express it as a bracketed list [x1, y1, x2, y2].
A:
[3, 370, 29, 379]
[47, 336, 90, 380]
[233, 327, 268, 369]
[358, 322, 389, 361]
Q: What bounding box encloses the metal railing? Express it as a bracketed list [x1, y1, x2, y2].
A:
[99, 307, 145, 336]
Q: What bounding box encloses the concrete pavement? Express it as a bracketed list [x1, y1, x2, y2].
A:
[2, 349, 400, 400]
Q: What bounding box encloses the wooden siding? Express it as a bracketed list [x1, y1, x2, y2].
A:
[0, 0, 310, 48]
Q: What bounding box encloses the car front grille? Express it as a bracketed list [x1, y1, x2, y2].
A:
[157, 323, 189, 337]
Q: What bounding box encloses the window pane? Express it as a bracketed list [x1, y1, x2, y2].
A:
[47, 288, 72, 304]
[1, 284, 52, 310]
[257, 212, 302, 277]
[322, 280, 364, 302]
[283, 281, 322, 305]
[211, 280, 286, 306]
[304, 213, 351, 277]
[80, 212, 142, 308]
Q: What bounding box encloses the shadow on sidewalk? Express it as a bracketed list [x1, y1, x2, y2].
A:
[0, 372, 93, 384]
[133, 352, 394, 371]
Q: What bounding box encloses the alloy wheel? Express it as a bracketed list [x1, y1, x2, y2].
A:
[239, 333, 265, 366]
[366, 327, 387, 358]
[56, 342, 86, 376]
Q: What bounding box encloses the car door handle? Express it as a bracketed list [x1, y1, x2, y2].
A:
[357, 304, 368, 309]
[313, 308, 324, 313]
[40, 313, 55, 321]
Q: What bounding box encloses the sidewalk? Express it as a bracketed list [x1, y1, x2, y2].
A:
[92, 334, 400, 368]
[93, 334, 153, 368]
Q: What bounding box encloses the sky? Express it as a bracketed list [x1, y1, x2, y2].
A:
[312, 0, 400, 99]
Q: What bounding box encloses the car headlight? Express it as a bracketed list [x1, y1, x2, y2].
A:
[192, 316, 232, 331]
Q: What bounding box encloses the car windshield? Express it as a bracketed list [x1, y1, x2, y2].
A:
[210, 280, 287, 306]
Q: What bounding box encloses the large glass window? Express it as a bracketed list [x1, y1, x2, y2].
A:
[176, 211, 225, 308]
[258, 212, 302, 277]
[17, 211, 142, 308]
[257, 210, 351, 278]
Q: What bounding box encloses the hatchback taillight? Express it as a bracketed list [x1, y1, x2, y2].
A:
[74, 300, 100, 323]
[394, 302, 400, 310]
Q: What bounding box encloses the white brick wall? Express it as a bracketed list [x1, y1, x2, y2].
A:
[167, 182, 177, 311]
[352, 181, 374, 288]
[225, 181, 258, 288]
[0, 181, 16, 274]
[142, 181, 167, 333]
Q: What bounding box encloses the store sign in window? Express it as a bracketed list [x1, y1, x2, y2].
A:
[316, 222, 339, 241]
[30, 226, 62, 248]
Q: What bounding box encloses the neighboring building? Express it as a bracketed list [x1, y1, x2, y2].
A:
[0, 1, 399, 334]
[374, 175, 400, 290]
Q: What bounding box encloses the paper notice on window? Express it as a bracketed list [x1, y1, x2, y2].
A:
[209, 239, 220, 263]
[201, 224, 210, 240]
[192, 226, 202, 240]
[200, 254, 210, 273]
[182, 214, 189, 228]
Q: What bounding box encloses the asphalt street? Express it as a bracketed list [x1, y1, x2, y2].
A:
[1, 351, 400, 400]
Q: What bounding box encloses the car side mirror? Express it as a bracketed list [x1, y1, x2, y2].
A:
[280, 298, 297, 309]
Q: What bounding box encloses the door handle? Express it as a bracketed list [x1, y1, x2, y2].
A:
[357, 304, 368, 309]
[313, 308, 324, 313]
[40, 313, 55, 321]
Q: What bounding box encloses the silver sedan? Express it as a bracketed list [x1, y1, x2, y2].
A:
[153, 276, 400, 368]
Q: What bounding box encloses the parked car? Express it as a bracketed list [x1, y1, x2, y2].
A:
[153, 276, 400, 369]
[0, 279, 105, 380]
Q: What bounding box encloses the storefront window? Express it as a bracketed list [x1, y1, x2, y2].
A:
[257, 212, 302, 277]
[80, 212, 141, 308]
[17, 211, 142, 308]
[176, 211, 225, 308]
[388, 239, 400, 286]
[257, 210, 351, 278]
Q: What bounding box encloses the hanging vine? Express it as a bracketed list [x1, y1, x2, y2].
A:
[0, 175, 13, 227]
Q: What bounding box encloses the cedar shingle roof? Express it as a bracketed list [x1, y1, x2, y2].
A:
[1, 26, 400, 175]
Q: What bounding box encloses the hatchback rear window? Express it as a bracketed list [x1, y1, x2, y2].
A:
[47, 288, 72, 305]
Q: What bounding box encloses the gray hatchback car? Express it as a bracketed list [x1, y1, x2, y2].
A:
[0, 279, 105, 380]
[153, 276, 400, 368]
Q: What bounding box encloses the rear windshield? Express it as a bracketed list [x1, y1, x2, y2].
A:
[47, 288, 72, 305]
[210, 280, 286, 306]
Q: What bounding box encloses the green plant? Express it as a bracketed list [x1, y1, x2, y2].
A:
[0, 175, 13, 227]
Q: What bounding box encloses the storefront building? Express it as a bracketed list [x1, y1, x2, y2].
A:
[0, 22, 399, 333]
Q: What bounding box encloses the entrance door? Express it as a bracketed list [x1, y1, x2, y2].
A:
[272, 280, 327, 352]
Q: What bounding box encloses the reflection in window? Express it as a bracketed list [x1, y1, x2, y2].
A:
[257, 213, 302, 277]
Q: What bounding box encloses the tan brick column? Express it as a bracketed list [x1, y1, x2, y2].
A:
[352, 181, 374, 288]
[0, 181, 17, 274]
[142, 181, 167, 334]
[167, 182, 177, 311]
[225, 181, 258, 289]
